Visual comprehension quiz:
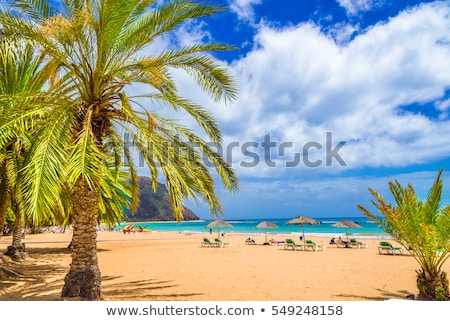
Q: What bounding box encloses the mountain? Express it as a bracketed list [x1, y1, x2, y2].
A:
[126, 177, 199, 221]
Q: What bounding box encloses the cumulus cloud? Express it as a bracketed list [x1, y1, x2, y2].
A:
[228, 0, 262, 24]
[336, 0, 385, 15]
[211, 1, 450, 178]
[133, 1, 450, 175]
[153, 1, 450, 180]
[129, 1, 450, 218]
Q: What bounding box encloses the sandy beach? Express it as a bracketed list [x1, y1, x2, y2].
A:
[1, 230, 447, 301]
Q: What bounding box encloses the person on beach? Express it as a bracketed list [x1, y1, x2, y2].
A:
[338, 236, 350, 247]
[330, 237, 336, 245]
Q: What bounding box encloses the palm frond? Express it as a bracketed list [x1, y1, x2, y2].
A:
[116, 0, 224, 53]
[8, 0, 57, 20]
[65, 108, 104, 189]
[21, 107, 73, 223]
[97, 164, 132, 226]
[140, 92, 224, 144]
[424, 168, 443, 224]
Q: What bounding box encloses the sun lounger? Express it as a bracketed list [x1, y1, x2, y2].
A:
[305, 240, 326, 251]
[215, 238, 232, 248]
[245, 238, 256, 245]
[349, 239, 368, 249]
[378, 241, 403, 255]
[284, 238, 303, 251]
[334, 238, 350, 248]
[201, 238, 220, 248]
[269, 239, 285, 246]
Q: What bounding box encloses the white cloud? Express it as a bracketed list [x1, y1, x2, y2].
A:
[336, 0, 385, 15]
[326, 22, 360, 44]
[228, 0, 262, 24]
[209, 1, 450, 177]
[129, 2, 450, 219]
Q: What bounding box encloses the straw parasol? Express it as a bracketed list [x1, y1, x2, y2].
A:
[331, 219, 363, 242]
[256, 221, 279, 244]
[206, 219, 233, 238]
[285, 215, 320, 245]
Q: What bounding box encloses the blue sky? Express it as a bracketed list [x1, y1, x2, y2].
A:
[136, 0, 450, 220]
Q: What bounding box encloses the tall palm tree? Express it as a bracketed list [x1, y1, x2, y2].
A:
[0, 37, 50, 258]
[0, 0, 238, 300]
[358, 169, 450, 300]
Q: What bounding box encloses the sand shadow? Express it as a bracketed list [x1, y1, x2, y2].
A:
[102, 277, 204, 300]
[0, 257, 68, 300]
[1, 252, 203, 301]
[26, 246, 110, 255]
[334, 288, 415, 301]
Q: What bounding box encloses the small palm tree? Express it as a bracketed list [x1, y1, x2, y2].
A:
[0, 0, 238, 300]
[357, 169, 450, 300]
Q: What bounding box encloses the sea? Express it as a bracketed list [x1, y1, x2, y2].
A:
[116, 217, 392, 239]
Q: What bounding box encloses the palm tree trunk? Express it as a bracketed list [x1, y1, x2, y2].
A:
[0, 166, 10, 240]
[0, 198, 9, 240]
[417, 269, 450, 300]
[5, 208, 27, 260]
[61, 178, 101, 301]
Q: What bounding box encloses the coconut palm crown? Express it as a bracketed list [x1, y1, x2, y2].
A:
[0, 0, 239, 300]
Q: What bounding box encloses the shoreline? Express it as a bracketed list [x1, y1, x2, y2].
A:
[0, 231, 393, 246]
[0, 226, 393, 244]
[105, 217, 388, 239]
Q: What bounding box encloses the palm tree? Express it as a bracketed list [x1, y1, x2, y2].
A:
[0, 37, 50, 258]
[0, 0, 238, 300]
[357, 169, 450, 300]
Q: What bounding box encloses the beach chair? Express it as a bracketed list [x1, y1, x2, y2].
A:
[349, 239, 368, 249]
[215, 238, 232, 248]
[201, 238, 212, 247]
[269, 239, 285, 246]
[378, 241, 403, 255]
[245, 238, 256, 245]
[334, 238, 349, 248]
[305, 240, 326, 251]
[201, 238, 220, 248]
[284, 239, 303, 251]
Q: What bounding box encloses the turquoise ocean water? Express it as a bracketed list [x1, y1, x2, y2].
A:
[117, 217, 390, 239]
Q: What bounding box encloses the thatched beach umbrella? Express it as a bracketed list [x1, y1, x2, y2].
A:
[285, 215, 320, 245]
[206, 220, 233, 238]
[331, 220, 362, 242]
[256, 221, 279, 244]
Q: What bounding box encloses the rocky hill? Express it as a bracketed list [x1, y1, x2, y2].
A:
[126, 177, 199, 221]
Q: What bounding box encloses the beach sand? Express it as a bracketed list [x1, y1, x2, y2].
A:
[1, 231, 447, 301]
